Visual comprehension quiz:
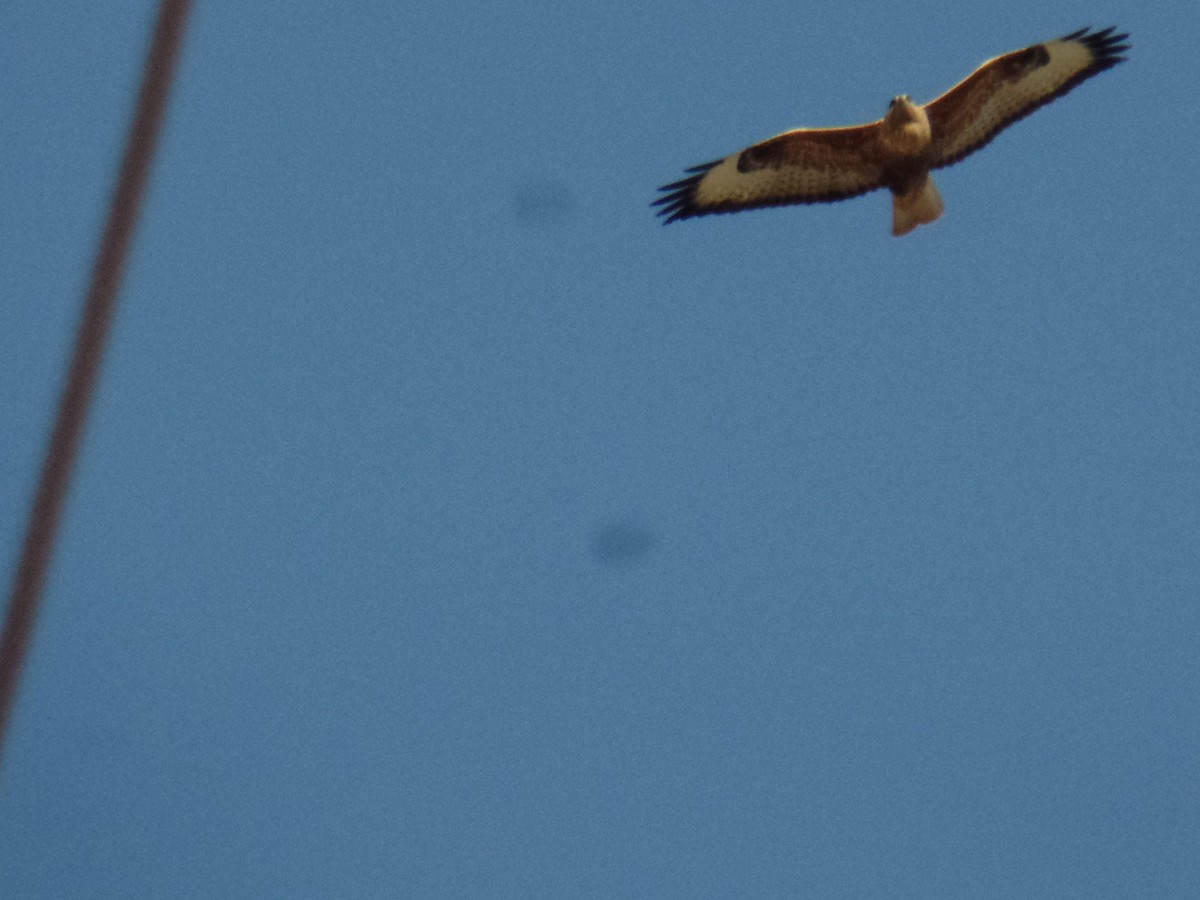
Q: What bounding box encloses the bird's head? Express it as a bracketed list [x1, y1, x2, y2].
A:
[886, 95, 919, 123]
[882, 94, 933, 152]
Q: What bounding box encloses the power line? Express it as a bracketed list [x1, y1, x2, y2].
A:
[0, 0, 194, 765]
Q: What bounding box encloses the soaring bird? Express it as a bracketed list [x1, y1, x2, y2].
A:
[653, 27, 1129, 236]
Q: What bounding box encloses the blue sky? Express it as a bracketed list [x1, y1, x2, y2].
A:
[2, 2, 1198, 897]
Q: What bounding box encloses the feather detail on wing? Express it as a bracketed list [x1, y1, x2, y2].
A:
[653, 124, 889, 223]
[926, 26, 1129, 169]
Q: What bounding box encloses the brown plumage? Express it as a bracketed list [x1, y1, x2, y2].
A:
[653, 27, 1129, 235]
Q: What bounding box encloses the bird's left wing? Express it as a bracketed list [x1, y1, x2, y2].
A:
[654, 123, 888, 223]
[925, 26, 1129, 169]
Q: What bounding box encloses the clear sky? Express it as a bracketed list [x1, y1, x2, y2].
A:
[2, 2, 1198, 897]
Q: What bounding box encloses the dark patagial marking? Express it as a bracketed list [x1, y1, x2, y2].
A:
[737, 147, 766, 173]
[997, 44, 1051, 82]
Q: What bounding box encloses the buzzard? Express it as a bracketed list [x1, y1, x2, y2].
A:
[653, 27, 1129, 235]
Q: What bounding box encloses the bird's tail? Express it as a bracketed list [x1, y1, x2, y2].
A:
[892, 176, 944, 236]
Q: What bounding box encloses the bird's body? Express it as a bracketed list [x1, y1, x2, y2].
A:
[654, 27, 1129, 235]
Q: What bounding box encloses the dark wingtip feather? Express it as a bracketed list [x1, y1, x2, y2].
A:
[652, 158, 720, 224]
[1061, 25, 1131, 65]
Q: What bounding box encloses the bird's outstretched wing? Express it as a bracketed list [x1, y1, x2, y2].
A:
[653, 123, 890, 223]
[926, 26, 1129, 169]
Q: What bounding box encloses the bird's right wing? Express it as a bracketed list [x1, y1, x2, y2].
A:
[653, 123, 890, 223]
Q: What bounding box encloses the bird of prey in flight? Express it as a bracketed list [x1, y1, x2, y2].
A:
[653, 27, 1129, 235]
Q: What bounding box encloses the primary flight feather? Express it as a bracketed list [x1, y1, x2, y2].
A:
[653, 27, 1129, 236]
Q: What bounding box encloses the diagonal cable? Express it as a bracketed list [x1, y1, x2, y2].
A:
[0, 0, 193, 764]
